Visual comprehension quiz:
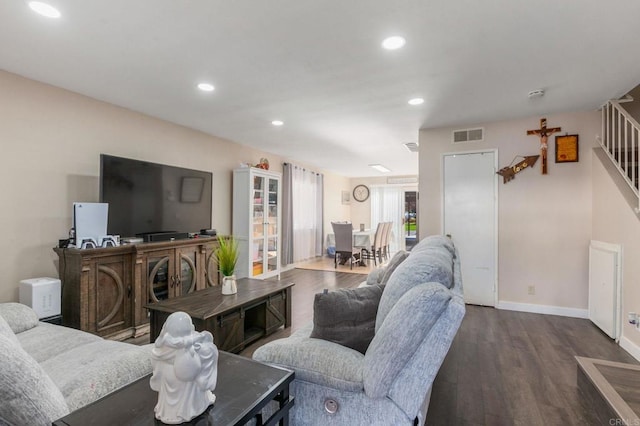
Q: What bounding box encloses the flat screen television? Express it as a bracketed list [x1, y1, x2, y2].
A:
[100, 154, 213, 238]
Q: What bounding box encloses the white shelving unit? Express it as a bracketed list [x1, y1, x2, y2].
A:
[232, 167, 281, 279]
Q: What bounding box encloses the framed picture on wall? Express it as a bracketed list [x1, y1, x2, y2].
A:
[555, 135, 579, 163]
[341, 190, 350, 205]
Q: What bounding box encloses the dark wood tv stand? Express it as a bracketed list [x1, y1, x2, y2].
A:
[146, 278, 294, 353]
[53, 237, 219, 341]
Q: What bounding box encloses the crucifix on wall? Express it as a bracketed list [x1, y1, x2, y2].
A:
[526, 118, 561, 175]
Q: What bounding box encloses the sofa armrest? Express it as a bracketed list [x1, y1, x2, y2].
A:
[0, 303, 39, 334]
[253, 336, 365, 392]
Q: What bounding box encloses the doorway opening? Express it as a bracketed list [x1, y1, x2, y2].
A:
[404, 191, 418, 251]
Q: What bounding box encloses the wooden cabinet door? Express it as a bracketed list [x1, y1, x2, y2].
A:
[214, 311, 244, 353]
[265, 292, 286, 333]
[90, 254, 132, 337]
[202, 240, 220, 289]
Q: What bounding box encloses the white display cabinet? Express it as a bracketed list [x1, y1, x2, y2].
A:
[232, 167, 281, 279]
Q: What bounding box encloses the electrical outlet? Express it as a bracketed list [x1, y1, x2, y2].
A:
[527, 285, 535, 295]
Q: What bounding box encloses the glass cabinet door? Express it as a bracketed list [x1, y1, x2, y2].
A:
[147, 252, 172, 303]
[266, 177, 279, 273]
[252, 174, 266, 277]
[177, 248, 197, 296]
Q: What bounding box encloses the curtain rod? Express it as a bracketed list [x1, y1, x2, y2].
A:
[283, 162, 323, 176]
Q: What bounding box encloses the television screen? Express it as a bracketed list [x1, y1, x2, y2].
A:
[100, 154, 212, 238]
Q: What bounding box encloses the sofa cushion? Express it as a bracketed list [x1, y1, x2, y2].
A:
[0, 313, 19, 345]
[0, 302, 39, 334]
[375, 243, 454, 332]
[253, 328, 365, 392]
[0, 333, 69, 425]
[364, 283, 450, 398]
[412, 235, 455, 256]
[42, 340, 153, 411]
[16, 322, 102, 363]
[310, 285, 383, 354]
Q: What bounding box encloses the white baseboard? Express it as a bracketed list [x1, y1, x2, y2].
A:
[497, 301, 589, 319]
[619, 335, 640, 362]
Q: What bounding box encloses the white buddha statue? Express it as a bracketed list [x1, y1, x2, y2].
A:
[150, 312, 218, 424]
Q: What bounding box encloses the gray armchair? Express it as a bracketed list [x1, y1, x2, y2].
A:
[253, 235, 465, 425]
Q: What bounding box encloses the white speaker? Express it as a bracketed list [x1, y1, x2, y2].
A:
[19, 277, 61, 319]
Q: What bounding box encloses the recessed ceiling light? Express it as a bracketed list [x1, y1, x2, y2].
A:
[28, 1, 61, 18]
[382, 36, 406, 50]
[271, 120, 284, 126]
[369, 164, 391, 173]
[197, 83, 215, 92]
[408, 98, 424, 106]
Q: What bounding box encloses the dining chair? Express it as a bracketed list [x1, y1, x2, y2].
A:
[363, 222, 385, 266]
[331, 222, 362, 269]
[381, 221, 392, 261]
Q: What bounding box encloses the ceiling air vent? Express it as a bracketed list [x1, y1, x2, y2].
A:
[452, 127, 484, 143]
[404, 142, 419, 152]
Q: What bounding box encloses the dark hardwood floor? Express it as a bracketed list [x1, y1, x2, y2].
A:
[426, 305, 637, 426]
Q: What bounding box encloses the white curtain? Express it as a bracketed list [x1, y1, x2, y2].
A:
[370, 186, 405, 253]
[291, 165, 323, 262]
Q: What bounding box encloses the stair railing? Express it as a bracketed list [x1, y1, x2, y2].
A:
[600, 100, 640, 211]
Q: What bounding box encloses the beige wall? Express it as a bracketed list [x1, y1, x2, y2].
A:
[322, 173, 352, 246]
[592, 152, 640, 348]
[419, 111, 599, 310]
[0, 71, 344, 302]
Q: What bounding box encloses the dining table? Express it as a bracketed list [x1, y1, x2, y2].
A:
[326, 229, 376, 266]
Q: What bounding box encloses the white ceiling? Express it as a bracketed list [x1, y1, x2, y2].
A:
[2, 1, 640, 177]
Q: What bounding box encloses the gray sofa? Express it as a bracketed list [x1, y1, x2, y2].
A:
[0, 303, 152, 426]
[253, 235, 465, 425]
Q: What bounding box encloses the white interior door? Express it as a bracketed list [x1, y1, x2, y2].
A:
[443, 151, 497, 306]
[588, 241, 621, 339]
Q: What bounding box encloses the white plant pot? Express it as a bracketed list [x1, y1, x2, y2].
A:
[221, 275, 237, 295]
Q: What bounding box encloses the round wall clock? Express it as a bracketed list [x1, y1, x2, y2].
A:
[353, 184, 370, 202]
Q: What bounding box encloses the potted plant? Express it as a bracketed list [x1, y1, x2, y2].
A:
[215, 235, 239, 295]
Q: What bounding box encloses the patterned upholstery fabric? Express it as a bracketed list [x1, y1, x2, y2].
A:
[0, 333, 69, 426]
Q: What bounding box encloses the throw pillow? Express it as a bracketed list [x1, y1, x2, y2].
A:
[379, 250, 410, 285]
[365, 267, 386, 286]
[0, 333, 69, 425]
[0, 302, 40, 334]
[310, 284, 384, 354]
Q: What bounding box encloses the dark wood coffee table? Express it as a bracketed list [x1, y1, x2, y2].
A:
[52, 351, 294, 426]
[146, 278, 294, 353]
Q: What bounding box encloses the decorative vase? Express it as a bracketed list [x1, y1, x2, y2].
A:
[221, 275, 237, 295]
